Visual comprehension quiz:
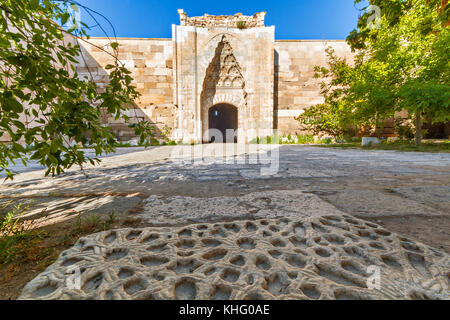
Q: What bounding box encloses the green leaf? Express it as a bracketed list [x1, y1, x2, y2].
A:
[29, 0, 40, 9]
[3, 98, 23, 113]
[0, 0, 143, 179]
[61, 12, 70, 26]
[12, 143, 26, 153]
[110, 42, 119, 50]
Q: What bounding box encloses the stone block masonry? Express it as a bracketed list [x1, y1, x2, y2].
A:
[76, 38, 175, 141]
[274, 40, 354, 135]
[6, 10, 355, 143]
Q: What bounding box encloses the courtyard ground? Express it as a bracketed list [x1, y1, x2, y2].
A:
[0, 144, 449, 299]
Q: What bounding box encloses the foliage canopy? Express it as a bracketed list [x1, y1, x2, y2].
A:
[0, 0, 154, 179]
[297, 0, 450, 143]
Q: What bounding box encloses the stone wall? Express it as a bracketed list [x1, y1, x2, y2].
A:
[3, 18, 358, 144]
[76, 38, 174, 141]
[5, 11, 448, 144]
[77, 37, 354, 140]
[0, 32, 78, 143]
[274, 40, 354, 135]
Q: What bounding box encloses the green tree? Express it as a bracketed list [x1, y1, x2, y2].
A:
[299, 0, 450, 145]
[0, 0, 154, 179]
[297, 46, 397, 139]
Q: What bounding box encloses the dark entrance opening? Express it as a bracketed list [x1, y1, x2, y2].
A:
[208, 104, 238, 143]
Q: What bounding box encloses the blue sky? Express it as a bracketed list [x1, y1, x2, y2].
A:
[74, 0, 366, 40]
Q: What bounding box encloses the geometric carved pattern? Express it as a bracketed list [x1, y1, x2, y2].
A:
[205, 35, 244, 89]
[19, 215, 450, 300]
[201, 35, 247, 115]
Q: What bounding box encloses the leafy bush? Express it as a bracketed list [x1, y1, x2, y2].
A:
[0, 201, 46, 266]
[250, 134, 317, 145]
[296, 103, 346, 139]
[320, 137, 333, 144]
[0, 202, 30, 236]
[296, 134, 315, 144]
[394, 118, 415, 141]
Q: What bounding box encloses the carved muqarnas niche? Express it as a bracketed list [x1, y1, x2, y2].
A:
[204, 35, 245, 89]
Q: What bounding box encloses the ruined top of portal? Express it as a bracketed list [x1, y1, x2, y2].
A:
[177, 9, 266, 28]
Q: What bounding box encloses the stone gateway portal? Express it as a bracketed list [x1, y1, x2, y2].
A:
[173, 12, 275, 144]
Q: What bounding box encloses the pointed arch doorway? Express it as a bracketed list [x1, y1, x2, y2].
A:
[208, 103, 238, 143]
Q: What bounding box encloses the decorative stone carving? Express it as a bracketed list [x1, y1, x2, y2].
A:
[19, 215, 450, 300]
[177, 9, 266, 28]
[173, 10, 275, 143]
[204, 36, 245, 90]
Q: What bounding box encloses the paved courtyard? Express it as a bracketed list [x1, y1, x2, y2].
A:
[1, 145, 449, 299]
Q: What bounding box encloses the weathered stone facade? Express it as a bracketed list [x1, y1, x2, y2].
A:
[275, 40, 353, 135]
[171, 11, 275, 143]
[75, 10, 354, 143]
[76, 37, 174, 141]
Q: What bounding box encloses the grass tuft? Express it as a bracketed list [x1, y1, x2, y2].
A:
[316, 140, 450, 153]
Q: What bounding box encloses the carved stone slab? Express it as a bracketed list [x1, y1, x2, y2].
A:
[19, 215, 449, 300]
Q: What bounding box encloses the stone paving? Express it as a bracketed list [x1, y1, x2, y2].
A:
[1, 144, 449, 299]
[3, 144, 450, 194]
[139, 190, 342, 225]
[19, 215, 450, 300]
